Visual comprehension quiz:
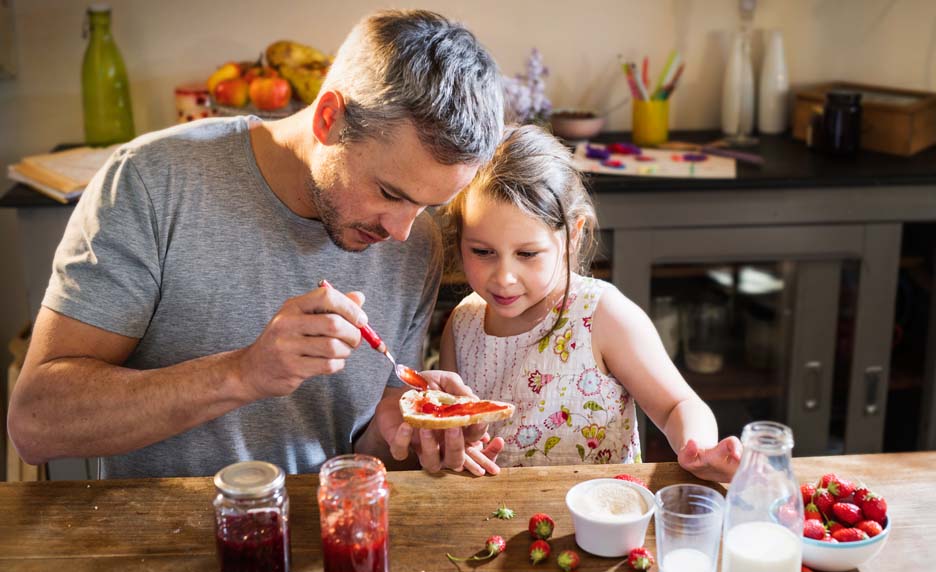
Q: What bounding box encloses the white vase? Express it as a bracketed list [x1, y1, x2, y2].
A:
[758, 30, 789, 134]
[722, 31, 755, 139]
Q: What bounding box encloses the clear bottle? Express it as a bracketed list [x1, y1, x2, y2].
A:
[318, 454, 390, 572]
[722, 421, 803, 572]
[82, 4, 135, 146]
[213, 461, 291, 572]
[721, 0, 757, 145]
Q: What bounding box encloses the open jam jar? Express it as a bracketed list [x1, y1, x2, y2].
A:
[318, 455, 390, 572]
[213, 461, 291, 572]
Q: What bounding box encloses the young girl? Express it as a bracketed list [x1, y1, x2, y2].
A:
[440, 125, 741, 482]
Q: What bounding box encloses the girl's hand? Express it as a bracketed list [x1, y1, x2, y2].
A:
[464, 434, 505, 476]
[677, 437, 743, 483]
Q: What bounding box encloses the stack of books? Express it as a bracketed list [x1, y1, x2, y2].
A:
[7, 145, 119, 204]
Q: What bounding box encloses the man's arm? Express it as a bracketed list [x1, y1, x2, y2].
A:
[8, 286, 368, 465]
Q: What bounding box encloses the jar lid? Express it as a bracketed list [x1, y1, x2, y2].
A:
[88, 3, 112, 13]
[214, 461, 285, 499]
[826, 90, 862, 106]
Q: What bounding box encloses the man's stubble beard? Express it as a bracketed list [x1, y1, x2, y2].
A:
[304, 176, 388, 253]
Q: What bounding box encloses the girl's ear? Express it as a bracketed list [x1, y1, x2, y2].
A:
[570, 216, 587, 249]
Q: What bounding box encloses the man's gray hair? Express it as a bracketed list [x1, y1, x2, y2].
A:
[323, 9, 505, 165]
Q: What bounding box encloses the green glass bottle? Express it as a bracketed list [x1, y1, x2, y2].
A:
[82, 4, 135, 146]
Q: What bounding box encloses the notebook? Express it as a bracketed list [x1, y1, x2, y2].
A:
[7, 145, 119, 203]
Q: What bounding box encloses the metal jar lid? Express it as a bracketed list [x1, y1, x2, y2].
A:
[214, 461, 285, 499]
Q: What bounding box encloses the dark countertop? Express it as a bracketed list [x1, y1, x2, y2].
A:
[3, 131, 936, 207]
[585, 130, 936, 193]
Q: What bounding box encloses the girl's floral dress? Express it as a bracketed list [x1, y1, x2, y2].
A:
[451, 273, 641, 467]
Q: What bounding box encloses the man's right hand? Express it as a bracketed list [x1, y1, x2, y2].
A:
[234, 284, 368, 400]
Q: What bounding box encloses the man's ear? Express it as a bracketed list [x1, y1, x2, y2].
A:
[312, 90, 346, 145]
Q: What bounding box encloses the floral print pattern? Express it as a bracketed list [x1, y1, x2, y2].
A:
[451, 274, 640, 467]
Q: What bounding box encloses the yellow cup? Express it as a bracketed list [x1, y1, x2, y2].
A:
[632, 99, 669, 147]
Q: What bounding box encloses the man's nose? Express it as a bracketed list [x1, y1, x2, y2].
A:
[381, 205, 424, 242]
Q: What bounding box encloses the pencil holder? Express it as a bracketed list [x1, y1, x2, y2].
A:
[632, 99, 669, 147]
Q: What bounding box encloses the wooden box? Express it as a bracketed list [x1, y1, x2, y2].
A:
[792, 82, 936, 156]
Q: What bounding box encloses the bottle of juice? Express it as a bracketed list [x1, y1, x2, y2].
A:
[82, 4, 135, 146]
[722, 421, 803, 572]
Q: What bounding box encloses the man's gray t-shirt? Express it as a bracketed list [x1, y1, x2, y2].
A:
[42, 116, 441, 478]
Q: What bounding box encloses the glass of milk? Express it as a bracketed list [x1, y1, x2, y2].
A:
[722, 421, 804, 572]
[654, 484, 725, 572]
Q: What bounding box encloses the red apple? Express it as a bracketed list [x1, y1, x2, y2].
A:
[207, 62, 242, 95]
[249, 77, 292, 110]
[243, 65, 279, 84]
[213, 77, 250, 108]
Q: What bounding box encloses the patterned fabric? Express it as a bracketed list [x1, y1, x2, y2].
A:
[451, 274, 641, 467]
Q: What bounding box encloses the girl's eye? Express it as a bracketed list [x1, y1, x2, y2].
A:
[470, 248, 493, 257]
[380, 187, 402, 202]
[518, 251, 539, 259]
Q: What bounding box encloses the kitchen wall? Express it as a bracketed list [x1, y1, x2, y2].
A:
[1, 0, 935, 383]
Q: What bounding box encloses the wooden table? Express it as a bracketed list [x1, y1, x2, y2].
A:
[0, 452, 932, 571]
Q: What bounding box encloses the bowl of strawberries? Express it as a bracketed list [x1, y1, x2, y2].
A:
[800, 473, 890, 572]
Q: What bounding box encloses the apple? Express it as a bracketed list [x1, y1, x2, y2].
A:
[243, 65, 279, 85]
[207, 62, 242, 95]
[214, 77, 250, 108]
[249, 77, 292, 110]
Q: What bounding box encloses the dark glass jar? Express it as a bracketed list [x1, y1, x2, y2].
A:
[821, 90, 862, 155]
[318, 455, 390, 572]
[213, 461, 291, 572]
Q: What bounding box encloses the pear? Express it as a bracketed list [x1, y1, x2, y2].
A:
[278, 64, 328, 104]
[266, 40, 329, 70]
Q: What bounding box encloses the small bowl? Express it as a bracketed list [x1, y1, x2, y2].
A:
[549, 109, 606, 140]
[802, 518, 891, 572]
[565, 478, 655, 557]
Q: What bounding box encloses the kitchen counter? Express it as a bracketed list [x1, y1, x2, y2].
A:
[0, 452, 932, 571]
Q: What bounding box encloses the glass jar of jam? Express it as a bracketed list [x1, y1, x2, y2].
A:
[318, 454, 390, 572]
[213, 461, 291, 572]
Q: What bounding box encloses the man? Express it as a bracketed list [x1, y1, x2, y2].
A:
[8, 10, 504, 478]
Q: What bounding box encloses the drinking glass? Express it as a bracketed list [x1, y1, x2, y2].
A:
[654, 484, 725, 572]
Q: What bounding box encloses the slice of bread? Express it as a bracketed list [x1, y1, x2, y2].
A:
[399, 389, 515, 430]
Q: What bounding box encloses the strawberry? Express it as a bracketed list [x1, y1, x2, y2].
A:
[529, 539, 550, 565]
[614, 473, 649, 489]
[529, 512, 555, 540]
[853, 486, 871, 505]
[826, 476, 856, 500]
[627, 547, 655, 570]
[860, 493, 888, 525]
[557, 549, 580, 572]
[832, 502, 862, 525]
[801, 482, 817, 506]
[832, 527, 869, 543]
[856, 520, 884, 537]
[820, 533, 837, 543]
[446, 535, 506, 563]
[803, 519, 826, 540]
[818, 473, 837, 489]
[804, 502, 822, 521]
[813, 488, 835, 517]
[828, 521, 845, 534]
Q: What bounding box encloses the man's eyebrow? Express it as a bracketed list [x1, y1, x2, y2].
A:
[380, 180, 448, 208]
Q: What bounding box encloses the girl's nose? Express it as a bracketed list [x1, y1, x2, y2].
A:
[494, 261, 518, 286]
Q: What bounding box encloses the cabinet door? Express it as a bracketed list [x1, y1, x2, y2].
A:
[611, 224, 884, 458]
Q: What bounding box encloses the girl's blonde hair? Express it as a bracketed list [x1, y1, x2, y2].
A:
[441, 124, 598, 340]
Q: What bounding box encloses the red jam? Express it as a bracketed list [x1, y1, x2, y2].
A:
[322, 529, 388, 572]
[417, 398, 508, 417]
[215, 511, 290, 572]
[397, 366, 429, 390]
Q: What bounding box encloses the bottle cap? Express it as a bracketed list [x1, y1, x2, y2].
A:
[214, 461, 285, 499]
[88, 4, 112, 13]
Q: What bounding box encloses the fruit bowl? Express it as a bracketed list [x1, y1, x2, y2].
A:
[802, 517, 890, 572]
[549, 109, 606, 140]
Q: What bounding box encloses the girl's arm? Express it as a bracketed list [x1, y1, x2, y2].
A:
[592, 287, 741, 482]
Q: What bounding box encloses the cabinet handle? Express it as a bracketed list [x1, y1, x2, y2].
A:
[803, 361, 822, 411]
[864, 366, 883, 416]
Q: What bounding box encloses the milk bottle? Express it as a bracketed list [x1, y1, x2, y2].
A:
[722, 421, 803, 572]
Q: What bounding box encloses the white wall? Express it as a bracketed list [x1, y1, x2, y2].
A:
[1, 0, 935, 367]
